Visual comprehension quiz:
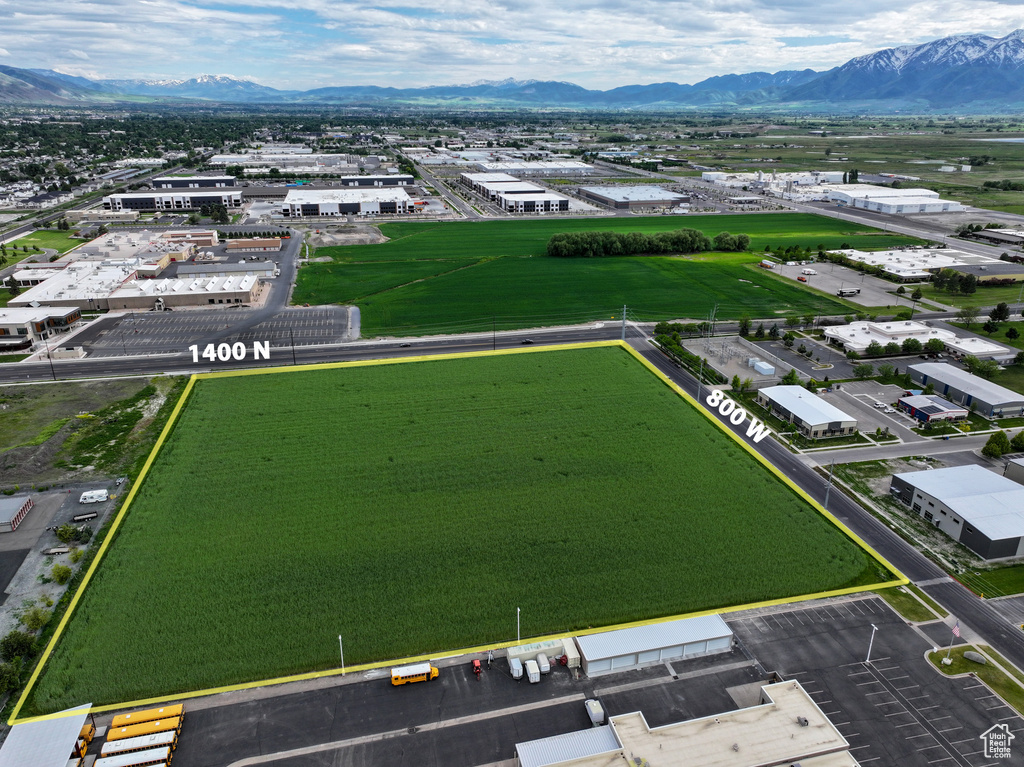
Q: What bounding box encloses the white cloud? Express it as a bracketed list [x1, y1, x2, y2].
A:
[0, 48, 9, 57]
[1, 0, 1022, 89]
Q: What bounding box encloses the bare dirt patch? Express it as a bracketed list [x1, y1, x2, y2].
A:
[298, 224, 389, 249]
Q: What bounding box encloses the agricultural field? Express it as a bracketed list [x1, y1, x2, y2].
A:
[26, 345, 891, 713]
[294, 213, 920, 335]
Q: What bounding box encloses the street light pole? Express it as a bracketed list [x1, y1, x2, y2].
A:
[517, 607, 520, 643]
[865, 623, 878, 663]
[823, 459, 836, 511]
[339, 635, 345, 673]
[290, 328, 297, 366]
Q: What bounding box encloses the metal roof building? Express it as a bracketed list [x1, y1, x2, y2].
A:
[755, 386, 858, 439]
[908, 363, 1024, 417]
[574, 614, 732, 677]
[890, 465, 1024, 559]
[897, 394, 968, 423]
[517, 725, 620, 767]
[0, 704, 91, 767]
[577, 185, 689, 210]
[0, 495, 34, 533]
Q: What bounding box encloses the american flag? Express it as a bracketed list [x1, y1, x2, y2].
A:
[952, 620, 961, 638]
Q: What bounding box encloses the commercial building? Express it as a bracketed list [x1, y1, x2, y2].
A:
[943, 335, 1017, 364]
[827, 185, 965, 213]
[515, 680, 854, 767]
[574, 614, 732, 677]
[108, 274, 262, 310]
[65, 209, 139, 223]
[474, 160, 594, 176]
[336, 175, 414, 187]
[831, 248, 1001, 281]
[908, 363, 1024, 417]
[755, 385, 858, 438]
[152, 175, 236, 189]
[823, 320, 956, 355]
[9, 262, 139, 311]
[281, 188, 415, 217]
[225, 238, 282, 253]
[897, 394, 968, 423]
[0, 307, 82, 347]
[176, 261, 276, 279]
[950, 262, 1024, 283]
[102, 190, 242, 212]
[460, 172, 522, 198]
[890, 465, 1024, 559]
[577, 185, 689, 210]
[1005, 457, 1024, 486]
[968, 229, 1024, 247]
[0, 496, 33, 533]
[495, 191, 569, 213]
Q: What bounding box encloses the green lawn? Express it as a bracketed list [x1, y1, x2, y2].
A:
[28, 346, 888, 713]
[10, 230, 86, 254]
[294, 213, 920, 335]
[918, 283, 1024, 309]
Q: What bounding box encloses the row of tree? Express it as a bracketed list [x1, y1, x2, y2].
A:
[546, 229, 750, 258]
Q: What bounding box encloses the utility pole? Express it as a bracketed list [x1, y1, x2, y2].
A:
[290, 328, 297, 366]
[517, 607, 521, 643]
[493, 316, 496, 351]
[339, 635, 345, 673]
[621, 305, 627, 342]
[865, 623, 878, 663]
[45, 338, 57, 381]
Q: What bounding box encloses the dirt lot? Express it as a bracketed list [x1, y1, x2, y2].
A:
[298, 224, 389, 249]
[0, 377, 170, 487]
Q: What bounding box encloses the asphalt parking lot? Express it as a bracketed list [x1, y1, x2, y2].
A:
[772, 262, 911, 308]
[731, 596, 1023, 767]
[830, 381, 926, 441]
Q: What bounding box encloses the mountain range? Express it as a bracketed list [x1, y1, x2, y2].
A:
[4, 30, 1024, 111]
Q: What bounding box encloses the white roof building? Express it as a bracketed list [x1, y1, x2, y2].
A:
[9, 262, 138, 311]
[823, 320, 956, 354]
[831, 248, 1000, 281]
[756, 386, 858, 438]
[474, 160, 594, 175]
[943, 336, 1018, 363]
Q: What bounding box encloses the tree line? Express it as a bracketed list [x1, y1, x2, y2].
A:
[546, 229, 750, 258]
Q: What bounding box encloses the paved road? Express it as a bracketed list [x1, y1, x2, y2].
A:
[413, 164, 479, 219]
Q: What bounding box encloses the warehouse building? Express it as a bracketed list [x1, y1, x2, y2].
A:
[908, 363, 1024, 417]
[574, 614, 732, 677]
[281, 188, 415, 217]
[515, 681, 853, 767]
[460, 172, 523, 197]
[897, 394, 968, 423]
[832, 248, 1000, 281]
[474, 160, 594, 176]
[0, 496, 34, 533]
[577, 185, 689, 210]
[0, 307, 81, 346]
[823, 320, 955, 355]
[109, 274, 262, 310]
[9, 262, 139, 311]
[176, 261, 276, 279]
[337, 174, 414, 187]
[755, 385, 858, 438]
[950, 262, 1024, 284]
[1005, 458, 1024, 486]
[152, 175, 236, 189]
[102, 190, 242, 212]
[827, 185, 964, 213]
[225, 238, 282, 253]
[890, 465, 1024, 559]
[943, 335, 1017, 364]
[495, 191, 569, 214]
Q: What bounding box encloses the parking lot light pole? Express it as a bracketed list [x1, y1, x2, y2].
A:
[865, 623, 878, 664]
[517, 607, 520, 643]
[339, 635, 345, 673]
[823, 459, 836, 511]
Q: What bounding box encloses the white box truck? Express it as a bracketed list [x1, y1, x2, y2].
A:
[524, 659, 540, 683]
[801, 268, 817, 275]
[537, 653, 550, 674]
[509, 657, 523, 680]
[79, 490, 108, 504]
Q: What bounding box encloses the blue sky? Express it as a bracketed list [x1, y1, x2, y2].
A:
[2, 0, 1023, 89]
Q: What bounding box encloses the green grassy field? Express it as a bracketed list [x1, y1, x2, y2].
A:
[28, 346, 888, 712]
[295, 214, 919, 335]
[9, 230, 84, 254]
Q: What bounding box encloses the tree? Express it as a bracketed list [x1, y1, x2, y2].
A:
[785, 316, 800, 329]
[0, 630, 34, 662]
[960, 274, 977, 294]
[896, 286, 906, 296]
[768, 324, 780, 339]
[738, 316, 751, 336]
[911, 287, 923, 301]
[884, 342, 901, 355]
[783, 332, 796, 348]
[982, 431, 1012, 458]
[1012, 430, 1024, 452]
[866, 341, 884, 357]
[781, 368, 800, 385]
[956, 306, 980, 328]
[963, 355, 1002, 380]
[878, 364, 895, 379]
[983, 320, 1000, 335]
[55, 524, 78, 545]
[19, 606, 50, 632]
[1008, 327, 1020, 341]
[990, 302, 1011, 322]
[853, 363, 875, 379]
[731, 374, 742, 390]
[52, 564, 72, 585]
[901, 338, 923, 353]
[924, 338, 945, 353]
[754, 323, 765, 339]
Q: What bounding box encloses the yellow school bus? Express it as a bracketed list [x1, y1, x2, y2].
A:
[111, 704, 184, 730]
[106, 716, 182, 742]
[390, 662, 439, 685]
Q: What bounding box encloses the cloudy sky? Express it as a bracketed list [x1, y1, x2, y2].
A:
[2, 0, 1023, 89]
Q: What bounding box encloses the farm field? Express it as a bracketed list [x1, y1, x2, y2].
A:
[294, 213, 920, 335]
[27, 345, 891, 713]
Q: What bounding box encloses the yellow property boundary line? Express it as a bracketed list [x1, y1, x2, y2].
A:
[10, 340, 906, 724]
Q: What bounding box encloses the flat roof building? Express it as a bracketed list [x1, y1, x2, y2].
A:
[908, 363, 1024, 417]
[950, 263, 1024, 283]
[943, 335, 1018, 364]
[336, 174, 414, 187]
[0, 307, 81, 347]
[225, 238, 282, 252]
[827, 185, 964, 213]
[103, 190, 242, 211]
[152, 175, 236, 189]
[897, 394, 968, 423]
[109, 274, 261, 310]
[0, 496, 34, 533]
[281, 188, 415, 218]
[823, 320, 955, 354]
[831, 248, 999, 281]
[495, 191, 569, 214]
[891, 465, 1024, 559]
[9, 262, 139, 311]
[577, 185, 689, 210]
[575, 614, 732, 677]
[515, 681, 854, 767]
[756, 385, 858, 439]
[474, 160, 594, 176]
